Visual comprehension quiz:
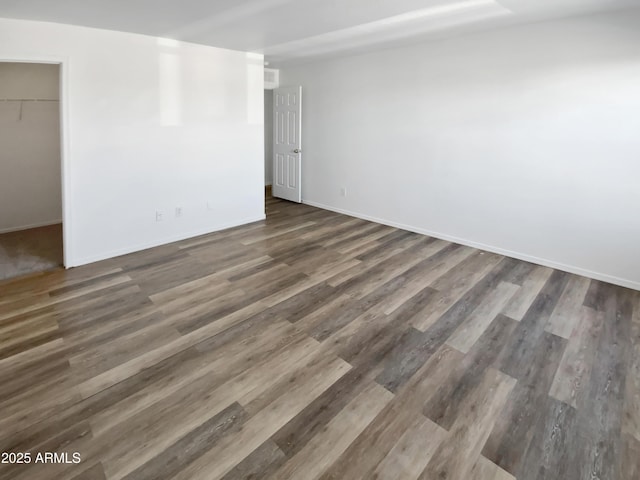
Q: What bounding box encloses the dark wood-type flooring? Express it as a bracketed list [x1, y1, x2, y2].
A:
[0, 224, 63, 281]
[0, 196, 638, 479]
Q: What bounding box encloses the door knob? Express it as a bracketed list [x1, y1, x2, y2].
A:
[294, 149, 301, 154]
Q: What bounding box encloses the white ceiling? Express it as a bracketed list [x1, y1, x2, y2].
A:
[0, 0, 637, 65]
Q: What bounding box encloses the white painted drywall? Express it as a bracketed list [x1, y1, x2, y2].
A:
[0, 62, 62, 233]
[0, 18, 264, 266]
[264, 90, 273, 185]
[281, 9, 640, 290]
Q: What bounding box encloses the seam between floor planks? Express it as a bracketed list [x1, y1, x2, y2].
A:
[0, 195, 638, 480]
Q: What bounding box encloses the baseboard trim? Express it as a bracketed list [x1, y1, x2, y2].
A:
[303, 199, 640, 292]
[68, 214, 266, 268]
[0, 220, 63, 234]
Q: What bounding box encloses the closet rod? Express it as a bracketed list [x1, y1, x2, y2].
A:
[1, 99, 59, 102]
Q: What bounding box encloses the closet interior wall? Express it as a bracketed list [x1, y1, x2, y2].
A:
[0, 62, 62, 234]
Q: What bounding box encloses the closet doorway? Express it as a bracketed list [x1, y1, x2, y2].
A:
[0, 62, 64, 281]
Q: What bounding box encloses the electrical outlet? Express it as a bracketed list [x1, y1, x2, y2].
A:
[175, 207, 182, 218]
[340, 187, 347, 197]
[207, 201, 215, 211]
[156, 211, 163, 222]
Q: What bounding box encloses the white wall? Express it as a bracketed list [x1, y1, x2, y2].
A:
[0, 18, 264, 266]
[264, 90, 273, 185]
[0, 62, 62, 233]
[281, 9, 640, 290]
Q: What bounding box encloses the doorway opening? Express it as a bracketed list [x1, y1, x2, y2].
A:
[264, 89, 274, 199]
[0, 62, 64, 281]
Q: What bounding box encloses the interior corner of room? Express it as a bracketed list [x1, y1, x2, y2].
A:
[273, 9, 640, 292]
[1, 2, 640, 479]
[0, 18, 266, 279]
[1, 6, 639, 290]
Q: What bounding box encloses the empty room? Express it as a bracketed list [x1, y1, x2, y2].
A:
[0, 1, 639, 479]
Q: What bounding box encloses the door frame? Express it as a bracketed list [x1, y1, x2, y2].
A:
[0, 55, 72, 268]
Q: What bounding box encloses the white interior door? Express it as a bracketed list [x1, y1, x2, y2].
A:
[273, 86, 302, 203]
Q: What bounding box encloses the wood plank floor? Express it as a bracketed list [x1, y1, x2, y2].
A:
[0, 196, 638, 480]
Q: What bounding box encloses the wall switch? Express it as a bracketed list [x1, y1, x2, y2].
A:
[340, 187, 347, 197]
[156, 211, 163, 222]
[175, 207, 183, 218]
[207, 201, 215, 211]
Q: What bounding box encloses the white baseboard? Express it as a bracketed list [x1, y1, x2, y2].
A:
[303, 199, 640, 292]
[67, 214, 266, 268]
[0, 220, 63, 234]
